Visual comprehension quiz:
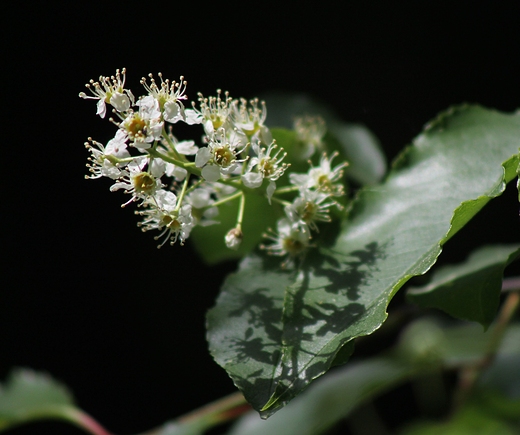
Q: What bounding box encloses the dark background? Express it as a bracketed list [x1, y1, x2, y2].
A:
[2, 1, 520, 434]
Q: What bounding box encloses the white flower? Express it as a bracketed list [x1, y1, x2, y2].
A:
[285, 189, 335, 232]
[242, 141, 289, 203]
[110, 158, 163, 207]
[140, 73, 188, 123]
[163, 101, 184, 123]
[149, 158, 167, 178]
[165, 164, 188, 182]
[175, 140, 198, 155]
[261, 218, 311, 261]
[290, 152, 348, 196]
[293, 115, 326, 160]
[109, 92, 132, 113]
[183, 108, 203, 125]
[121, 95, 164, 149]
[84, 130, 130, 180]
[191, 90, 233, 135]
[266, 181, 276, 205]
[231, 97, 271, 144]
[79, 68, 134, 118]
[186, 187, 219, 227]
[243, 141, 289, 184]
[241, 171, 263, 188]
[225, 227, 243, 250]
[211, 182, 238, 200]
[138, 190, 194, 247]
[195, 128, 247, 181]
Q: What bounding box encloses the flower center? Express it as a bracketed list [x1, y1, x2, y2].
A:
[125, 114, 147, 139]
[260, 157, 275, 177]
[214, 146, 235, 167]
[243, 122, 260, 137]
[211, 116, 224, 130]
[163, 214, 181, 231]
[132, 172, 155, 194]
[282, 237, 305, 256]
[301, 201, 317, 223]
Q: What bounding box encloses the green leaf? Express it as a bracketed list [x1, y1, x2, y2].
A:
[0, 368, 75, 430]
[407, 244, 520, 329]
[190, 191, 281, 265]
[206, 253, 293, 412]
[226, 322, 520, 435]
[207, 105, 520, 416]
[227, 355, 412, 435]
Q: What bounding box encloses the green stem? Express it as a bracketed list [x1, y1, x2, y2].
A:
[174, 173, 191, 212]
[236, 192, 246, 230]
[104, 155, 134, 165]
[147, 149, 244, 191]
[274, 185, 300, 194]
[270, 195, 292, 207]
[452, 288, 520, 412]
[140, 391, 250, 435]
[502, 276, 520, 292]
[184, 177, 205, 196]
[0, 406, 115, 435]
[211, 190, 243, 208]
[148, 149, 199, 175]
[484, 290, 520, 361]
[64, 408, 114, 435]
[160, 126, 183, 161]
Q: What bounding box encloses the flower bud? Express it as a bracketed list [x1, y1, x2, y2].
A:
[225, 227, 243, 250]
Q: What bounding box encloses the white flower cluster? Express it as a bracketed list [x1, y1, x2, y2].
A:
[261, 152, 347, 263]
[81, 69, 347, 259]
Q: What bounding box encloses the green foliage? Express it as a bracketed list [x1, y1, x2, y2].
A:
[4, 99, 520, 434]
[190, 191, 281, 264]
[400, 406, 518, 435]
[207, 105, 520, 416]
[407, 244, 520, 328]
[225, 322, 520, 435]
[226, 355, 412, 435]
[0, 369, 75, 431]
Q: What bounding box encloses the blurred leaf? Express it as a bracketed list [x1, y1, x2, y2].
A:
[208, 105, 520, 416]
[0, 368, 75, 430]
[471, 389, 520, 420]
[329, 123, 386, 186]
[260, 92, 342, 129]
[478, 352, 520, 399]
[149, 420, 215, 435]
[261, 92, 387, 185]
[399, 406, 517, 435]
[441, 323, 520, 367]
[407, 245, 520, 328]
